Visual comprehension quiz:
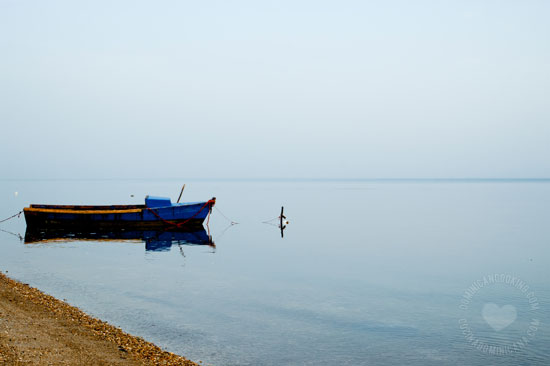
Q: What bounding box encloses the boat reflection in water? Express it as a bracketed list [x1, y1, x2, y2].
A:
[24, 226, 215, 252]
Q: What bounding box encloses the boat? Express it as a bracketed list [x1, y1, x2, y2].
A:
[24, 226, 215, 252]
[23, 195, 216, 229]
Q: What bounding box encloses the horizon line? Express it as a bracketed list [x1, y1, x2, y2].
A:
[1, 177, 550, 182]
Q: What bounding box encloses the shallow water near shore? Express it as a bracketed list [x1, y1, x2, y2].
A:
[1, 179, 549, 365]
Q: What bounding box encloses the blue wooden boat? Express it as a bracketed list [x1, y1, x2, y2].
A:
[23, 195, 216, 229]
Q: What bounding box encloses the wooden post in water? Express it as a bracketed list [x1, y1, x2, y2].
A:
[177, 184, 186, 203]
[280, 206, 286, 238]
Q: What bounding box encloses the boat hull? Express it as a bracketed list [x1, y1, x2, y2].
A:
[24, 200, 214, 230]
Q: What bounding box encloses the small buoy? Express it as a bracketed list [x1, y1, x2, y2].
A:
[130, 194, 134, 197]
[14, 191, 18, 197]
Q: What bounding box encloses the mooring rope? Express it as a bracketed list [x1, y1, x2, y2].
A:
[261, 216, 280, 224]
[0, 211, 23, 224]
[214, 206, 239, 225]
[146, 200, 215, 228]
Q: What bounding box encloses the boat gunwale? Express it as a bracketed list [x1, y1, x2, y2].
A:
[24, 201, 210, 215]
[29, 204, 146, 210]
[24, 207, 144, 215]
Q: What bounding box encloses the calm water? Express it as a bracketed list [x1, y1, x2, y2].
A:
[1, 180, 549, 365]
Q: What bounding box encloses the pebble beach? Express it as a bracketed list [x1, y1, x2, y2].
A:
[0, 271, 198, 366]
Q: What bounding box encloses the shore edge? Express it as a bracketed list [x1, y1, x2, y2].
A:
[0, 270, 198, 365]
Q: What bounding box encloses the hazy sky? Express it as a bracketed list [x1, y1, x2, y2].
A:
[1, 0, 549, 179]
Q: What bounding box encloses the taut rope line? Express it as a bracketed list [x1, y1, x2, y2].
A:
[0, 211, 23, 224]
[214, 207, 239, 225]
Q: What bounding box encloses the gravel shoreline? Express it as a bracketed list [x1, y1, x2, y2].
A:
[0, 271, 198, 365]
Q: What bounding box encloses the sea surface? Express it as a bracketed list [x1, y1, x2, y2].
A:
[0, 179, 549, 365]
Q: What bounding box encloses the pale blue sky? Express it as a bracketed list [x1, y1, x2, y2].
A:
[1, 0, 549, 179]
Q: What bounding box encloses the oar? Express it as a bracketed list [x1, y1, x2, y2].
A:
[177, 184, 186, 203]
